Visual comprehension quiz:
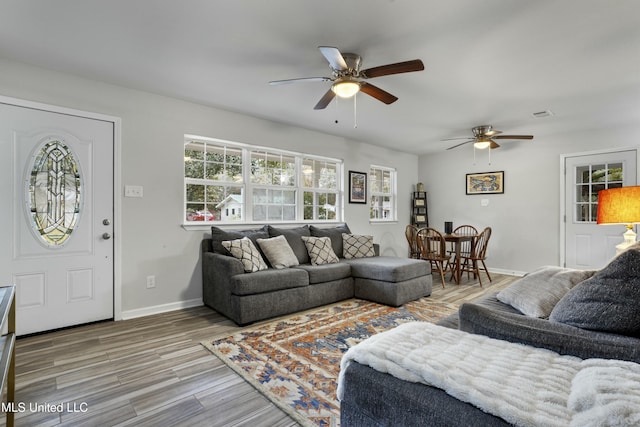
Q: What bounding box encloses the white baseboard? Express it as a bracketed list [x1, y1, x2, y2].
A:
[489, 268, 527, 277]
[121, 298, 203, 320]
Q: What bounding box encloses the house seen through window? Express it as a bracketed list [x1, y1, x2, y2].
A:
[184, 135, 342, 223]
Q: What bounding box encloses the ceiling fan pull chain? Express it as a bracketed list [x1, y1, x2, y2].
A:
[473, 145, 477, 165]
[488, 145, 492, 165]
[353, 94, 358, 128]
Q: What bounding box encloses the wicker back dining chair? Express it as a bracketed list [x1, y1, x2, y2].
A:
[459, 226, 492, 287]
[405, 224, 421, 259]
[416, 227, 450, 288]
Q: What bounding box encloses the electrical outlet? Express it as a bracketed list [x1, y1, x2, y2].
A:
[146, 275, 156, 289]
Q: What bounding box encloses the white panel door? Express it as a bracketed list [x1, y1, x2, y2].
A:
[0, 102, 114, 335]
[564, 150, 637, 269]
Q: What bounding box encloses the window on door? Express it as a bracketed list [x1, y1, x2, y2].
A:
[575, 163, 623, 222]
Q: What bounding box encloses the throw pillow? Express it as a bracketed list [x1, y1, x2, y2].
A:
[342, 233, 375, 259]
[256, 235, 299, 269]
[301, 236, 340, 265]
[310, 224, 351, 259]
[496, 266, 596, 318]
[267, 225, 311, 265]
[549, 247, 640, 337]
[210, 225, 268, 255]
[221, 237, 268, 273]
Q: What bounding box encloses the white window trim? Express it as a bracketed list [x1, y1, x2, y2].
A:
[369, 164, 397, 223]
[183, 134, 343, 228]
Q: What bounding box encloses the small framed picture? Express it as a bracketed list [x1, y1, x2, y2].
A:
[348, 171, 367, 204]
[415, 215, 427, 223]
[466, 171, 505, 195]
[414, 199, 425, 207]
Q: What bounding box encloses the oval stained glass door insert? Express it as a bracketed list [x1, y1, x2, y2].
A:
[28, 140, 82, 246]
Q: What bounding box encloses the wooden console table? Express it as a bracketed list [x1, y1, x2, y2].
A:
[0, 286, 15, 427]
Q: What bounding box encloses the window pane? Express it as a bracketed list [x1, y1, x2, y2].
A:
[185, 136, 342, 223]
[29, 141, 82, 246]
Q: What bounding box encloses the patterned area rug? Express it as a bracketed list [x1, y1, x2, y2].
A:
[202, 298, 457, 427]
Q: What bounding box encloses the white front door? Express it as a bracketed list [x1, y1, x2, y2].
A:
[0, 101, 114, 335]
[564, 149, 637, 270]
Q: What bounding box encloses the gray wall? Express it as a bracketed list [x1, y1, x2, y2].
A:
[0, 58, 418, 318]
[419, 124, 640, 275]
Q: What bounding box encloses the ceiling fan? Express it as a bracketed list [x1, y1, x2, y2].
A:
[443, 125, 534, 150]
[269, 46, 424, 110]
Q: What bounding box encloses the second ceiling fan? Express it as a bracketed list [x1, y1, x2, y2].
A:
[269, 46, 424, 110]
[443, 125, 534, 150]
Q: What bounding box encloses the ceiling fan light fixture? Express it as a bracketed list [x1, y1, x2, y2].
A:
[331, 80, 360, 98]
[474, 138, 492, 149]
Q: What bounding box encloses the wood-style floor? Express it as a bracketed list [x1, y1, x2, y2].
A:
[4, 272, 517, 427]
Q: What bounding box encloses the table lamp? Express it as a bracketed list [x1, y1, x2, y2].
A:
[596, 186, 640, 254]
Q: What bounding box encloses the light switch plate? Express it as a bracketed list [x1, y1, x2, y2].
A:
[481, 198, 489, 207]
[125, 185, 144, 198]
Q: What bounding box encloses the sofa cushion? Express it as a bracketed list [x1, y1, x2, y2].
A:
[344, 256, 429, 282]
[497, 266, 596, 318]
[301, 236, 340, 265]
[342, 234, 375, 259]
[310, 224, 351, 258]
[294, 262, 352, 284]
[221, 237, 268, 273]
[257, 235, 299, 269]
[211, 225, 268, 255]
[549, 248, 640, 337]
[230, 268, 309, 295]
[268, 225, 311, 264]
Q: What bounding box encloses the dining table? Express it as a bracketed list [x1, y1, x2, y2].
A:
[442, 233, 477, 284]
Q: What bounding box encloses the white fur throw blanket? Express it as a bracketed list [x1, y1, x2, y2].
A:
[337, 322, 640, 427]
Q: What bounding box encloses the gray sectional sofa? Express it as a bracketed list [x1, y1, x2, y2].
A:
[340, 248, 640, 426]
[202, 223, 432, 325]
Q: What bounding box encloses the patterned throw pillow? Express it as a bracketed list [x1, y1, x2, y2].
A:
[221, 237, 268, 273]
[342, 233, 375, 259]
[301, 236, 340, 265]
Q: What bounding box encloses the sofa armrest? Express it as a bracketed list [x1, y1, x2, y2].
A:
[202, 252, 244, 319]
[459, 300, 640, 363]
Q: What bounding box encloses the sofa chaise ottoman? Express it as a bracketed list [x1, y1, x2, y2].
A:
[339, 248, 640, 426]
[202, 223, 432, 325]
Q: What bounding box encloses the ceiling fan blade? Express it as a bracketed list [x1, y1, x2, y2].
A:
[318, 46, 348, 71]
[313, 89, 336, 110]
[269, 77, 332, 85]
[489, 140, 500, 149]
[493, 135, 534, 140]
[362, 59, 424, 79]
[359, 82, 398, 104]
[446, 139, 474, 150]
[441, 136, 473, 141]
[485, 130, 502, 137]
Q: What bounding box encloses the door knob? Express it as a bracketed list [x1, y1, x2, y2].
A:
[102, 232, 112, 240]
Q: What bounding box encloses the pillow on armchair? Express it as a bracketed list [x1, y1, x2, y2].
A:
[549, 247, 640, 337]
[497, 266, 596, 318]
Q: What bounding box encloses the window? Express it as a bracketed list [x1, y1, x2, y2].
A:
[369, 165, 396, 221]
[575, 163, 623, 222]
[302, 158, 339, 221]
[184, 135, 342, 224]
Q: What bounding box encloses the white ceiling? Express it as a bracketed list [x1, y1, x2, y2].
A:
[1, 0, 639, 154]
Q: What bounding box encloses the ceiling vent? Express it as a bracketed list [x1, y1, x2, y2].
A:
[532, 110, 554, 118]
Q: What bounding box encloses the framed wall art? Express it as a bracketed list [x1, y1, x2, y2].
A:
[466, 171, 504, 195]
[348, 170, 367, 204]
